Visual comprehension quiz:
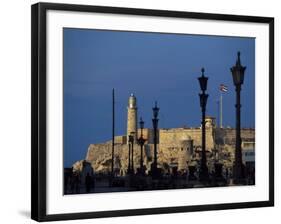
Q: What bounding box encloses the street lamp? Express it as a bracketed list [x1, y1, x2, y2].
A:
[127, 134, 133, 174]
[152, 101, 159, 178]
[138, 117, 146, 174]
[231, 51, 246, 183]
[198, 68, 209, 181]
[129, 132, 135, 174]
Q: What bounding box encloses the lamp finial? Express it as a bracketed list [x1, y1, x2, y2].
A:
[201, 67, 205, 76]
[236, 51, 241, 66]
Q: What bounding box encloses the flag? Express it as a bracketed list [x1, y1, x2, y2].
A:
[219, 84, 228, 92]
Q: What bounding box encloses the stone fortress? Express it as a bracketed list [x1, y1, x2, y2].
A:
[73, 94, 255, 176]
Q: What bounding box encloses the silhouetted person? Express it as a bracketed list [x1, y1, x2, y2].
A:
[70, 175, 75, 194]
[74, 173, 80, 194]
[225, 168, 229, 179]
[85, 172, 92, 193]
[64, 174, 68, 193]
[91, 173, 95, 189]
[171, 167, 178, 188]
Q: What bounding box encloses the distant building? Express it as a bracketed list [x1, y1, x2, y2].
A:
[242, 141, 255, 178]
[74, 94, 255, 176]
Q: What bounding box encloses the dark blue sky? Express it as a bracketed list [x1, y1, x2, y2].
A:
[63, 28, 255, 167]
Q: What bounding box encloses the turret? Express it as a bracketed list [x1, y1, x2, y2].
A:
[205, 116, 216, 129]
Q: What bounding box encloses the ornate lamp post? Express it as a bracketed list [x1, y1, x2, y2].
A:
[231, 52, 246, 183]
[198, 68, 209, 181]
[138, 117, 146, 174]
[130, 132, 135, 174]
[152, 101, 159, 177]
[127, 134, 133, 174]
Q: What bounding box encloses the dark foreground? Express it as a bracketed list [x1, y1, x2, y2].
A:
[64, 171, 255, 195]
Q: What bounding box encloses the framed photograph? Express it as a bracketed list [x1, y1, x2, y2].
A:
[31, 2, 274, 222]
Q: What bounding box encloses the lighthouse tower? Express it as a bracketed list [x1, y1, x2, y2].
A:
[127, 93, 138, 143]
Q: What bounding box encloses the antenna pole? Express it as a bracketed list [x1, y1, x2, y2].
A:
[220, 93, 223, 128]
[111, 88, 115, 176]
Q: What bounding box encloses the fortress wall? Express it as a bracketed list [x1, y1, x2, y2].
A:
[86, 142, 152, 173]
[156, 128, 215, 166]
[240, 129, 255, 140]
[116, 129, 154, 144]
[114, 135, 126, 144]
[215, 128, 255, 145]
[86, 143, 111, 162]
[137, 128, 154, 143]
[82, 127, 255, 174]
[158, 128, 215, 150]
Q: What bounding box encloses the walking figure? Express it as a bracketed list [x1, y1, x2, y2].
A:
[74, 172, 80, 194]
[85, 172, 92, 193]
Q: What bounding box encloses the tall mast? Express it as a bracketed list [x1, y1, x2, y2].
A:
[220, 93, 223, 128]
[111, 88, 115, 175]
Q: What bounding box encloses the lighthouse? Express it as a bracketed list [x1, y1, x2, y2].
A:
[127, 93, 138, 143]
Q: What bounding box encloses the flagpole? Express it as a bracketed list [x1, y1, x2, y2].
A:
[220, 92, 223, 128]
[111, 88, 115, 176]
[217, 99, 220, 127]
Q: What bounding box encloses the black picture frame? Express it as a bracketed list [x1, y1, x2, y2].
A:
[31, 2, 274, 222]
